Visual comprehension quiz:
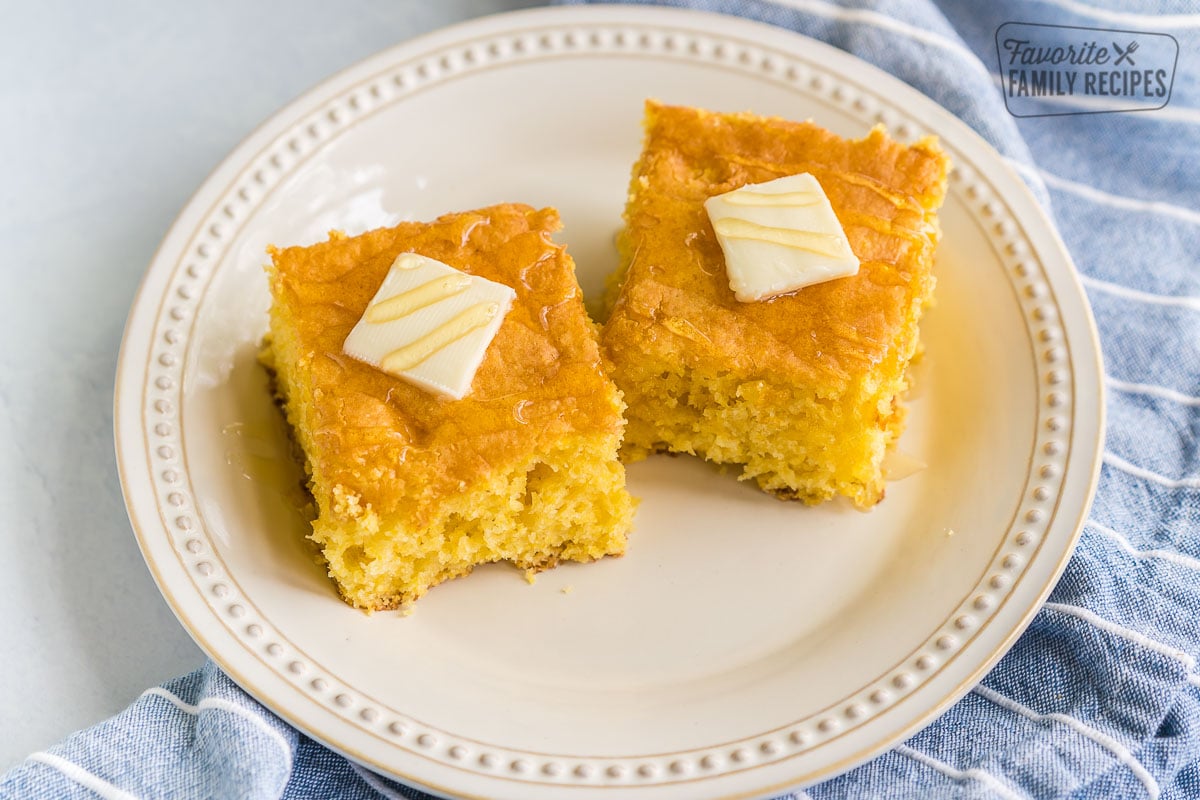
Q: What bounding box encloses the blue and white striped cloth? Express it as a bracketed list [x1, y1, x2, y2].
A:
[5, 1, 1200, 798]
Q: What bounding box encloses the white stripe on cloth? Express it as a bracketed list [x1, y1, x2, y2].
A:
[349, 762, 410, 800]
[352, 760, 823, 800]
[1107, 376, 1200, 407]
[974, 685, 1160, 799]
[894, 744, 1028, 800]
[1024, 164, 1200, 228]
[1188, 673, 1200, 689]
[27, 752, 140, 800]
[988, 75, 1200, 125]
[140, 686, 294, 775]
[1025, 0, 1200, 29]
[761, 0, 992, 78]
[1103, 452, 1200, 490]
[1080, 275, 1200, 311]
[1100, 103, 1200, 127]
[1003, 159, 1052, 196]
[1081, 274, 1200, 313]
[1087, 519, 1200, 573]
[1041, 602, 1198, 670]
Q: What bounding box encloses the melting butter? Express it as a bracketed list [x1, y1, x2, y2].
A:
[703, 173, 860, 302]
[381, 302, 499, 373]
[393, 253, 424, 270]
[366, 274, 471, 323]
[342, 252, 515, 399]
[711, 218, 850, 259]
[723, 190, 820, 207]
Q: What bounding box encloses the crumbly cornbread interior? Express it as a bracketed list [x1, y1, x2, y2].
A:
[265, 204, 634, 610]
[601, 101, 949, 507]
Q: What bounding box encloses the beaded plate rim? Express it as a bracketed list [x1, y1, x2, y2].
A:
[114, 6, 1104, 799]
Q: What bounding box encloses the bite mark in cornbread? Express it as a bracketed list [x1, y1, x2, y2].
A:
[601, 101, 949, 507]
[265, 205, 635, 610]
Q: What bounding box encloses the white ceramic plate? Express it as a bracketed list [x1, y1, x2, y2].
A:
[115, 6, 1104, 799]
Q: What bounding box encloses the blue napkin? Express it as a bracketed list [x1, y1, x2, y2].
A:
[7, 1, 1199, 798]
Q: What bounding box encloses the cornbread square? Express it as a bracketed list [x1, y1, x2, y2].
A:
[602, 102, 949, 507]
[265, 204, 634, 610]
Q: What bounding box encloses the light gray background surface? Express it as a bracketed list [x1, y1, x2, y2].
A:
[0, 0, 541, 770]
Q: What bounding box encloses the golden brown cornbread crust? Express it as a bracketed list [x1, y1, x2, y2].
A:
[602, 101, 949, 506]
[269, 205, 618, 526]
[605, 101, 947, 387]
[267, 204, 633, 609]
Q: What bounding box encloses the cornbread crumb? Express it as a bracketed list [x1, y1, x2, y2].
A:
[266, 204, 635, 610]
[602, 101, 948, 507]
[561, 584, 574, 595]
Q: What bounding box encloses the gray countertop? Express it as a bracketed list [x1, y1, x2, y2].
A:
[0, 0, 542, 770]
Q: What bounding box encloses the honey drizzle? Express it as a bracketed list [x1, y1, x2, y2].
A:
[723, 190, 820, 207]
[366, 274, 471, 323]
[719, 156, 923, 214]
[825, 171, 924, 213]
[712, 218, 849, 258]
[380, 302, 500, 372]
[839, 211, 930, 243]
[882, 448, 927, 481]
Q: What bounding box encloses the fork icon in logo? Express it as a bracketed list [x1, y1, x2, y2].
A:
[1113, 40, 1139, 66]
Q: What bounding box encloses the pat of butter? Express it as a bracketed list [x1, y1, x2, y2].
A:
[342, 252, 516, 399]
[704, 173, 860, 302]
